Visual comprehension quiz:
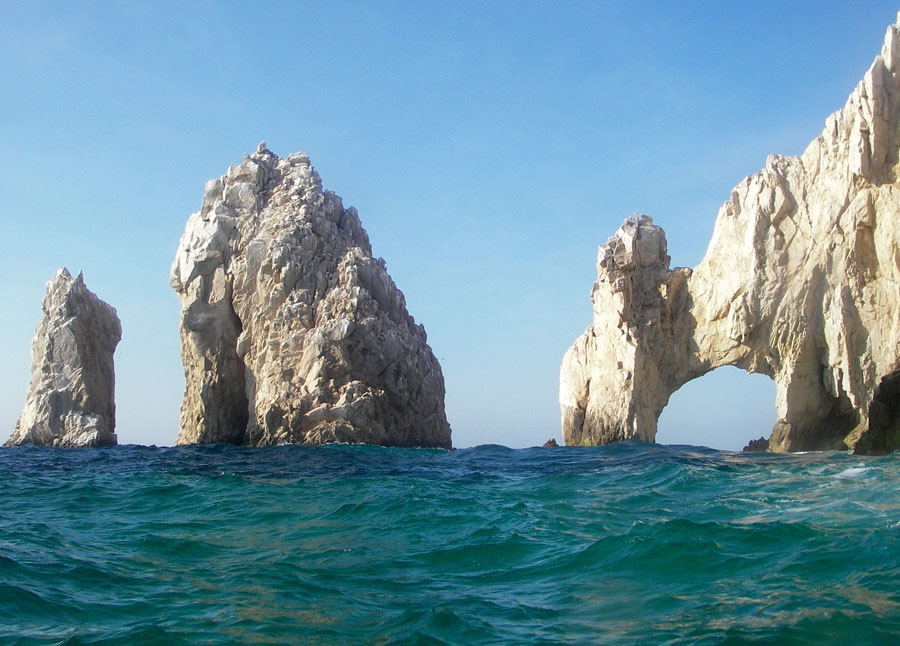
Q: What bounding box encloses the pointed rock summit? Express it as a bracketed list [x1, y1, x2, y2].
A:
[7, 268, 121, 448]
[561, 15, 900, 454]
[171, 144, 451, 448]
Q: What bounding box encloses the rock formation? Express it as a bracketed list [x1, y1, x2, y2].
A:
[561, 15, 900, 454]
[7, 268, 121, 448]
[171, 143, 451, 448]
[742, 437, 770, 453]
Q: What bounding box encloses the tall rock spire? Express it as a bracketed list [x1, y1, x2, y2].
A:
[7, 268, 121, 448]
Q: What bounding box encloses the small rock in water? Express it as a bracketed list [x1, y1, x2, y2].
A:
[742, 437, 770, 452]
[543, 438, 559, 447]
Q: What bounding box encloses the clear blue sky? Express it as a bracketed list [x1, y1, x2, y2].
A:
[1, 2, 897, 449]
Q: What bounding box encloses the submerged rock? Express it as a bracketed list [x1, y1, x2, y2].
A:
[561, 14, 900, 454]
[171, 144, 451, 448]
[7, 268, 121, 448]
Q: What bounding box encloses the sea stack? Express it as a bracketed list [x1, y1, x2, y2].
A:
[170, 143, 451, 448]
[7, 268, 121, 448]
[561, 14, 900, 454]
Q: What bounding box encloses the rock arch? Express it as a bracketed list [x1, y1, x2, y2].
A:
[655, 365, 775, 449]
[560, 13, 900, 454]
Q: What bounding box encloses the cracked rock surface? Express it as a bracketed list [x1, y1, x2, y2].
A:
[171, 143, 451, 448]
[561, 14, 900, 453]
[7, 268, 121, 448]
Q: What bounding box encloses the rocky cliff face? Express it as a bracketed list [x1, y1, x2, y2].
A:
[171, 143, 451, 448]
[561, 15, 900, 454]
[7, 268, 121, 448]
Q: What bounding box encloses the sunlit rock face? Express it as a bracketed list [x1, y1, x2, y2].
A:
[7, 268, 121, 448]
[170, 143, 451, 448]
[561, 15, 900, 454]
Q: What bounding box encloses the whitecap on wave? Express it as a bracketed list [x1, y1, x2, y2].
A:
[834, 466, 871, 479]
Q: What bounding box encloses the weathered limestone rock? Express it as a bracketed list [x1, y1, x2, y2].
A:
[6, 268, 121, 448]
[560, 216, 678, 447]
[171, 143, 451, 448]
[561, 14, 900, 454]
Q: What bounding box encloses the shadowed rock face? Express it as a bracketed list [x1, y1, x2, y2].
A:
[561, 15, 900, 454]
[7, 268, 121, 448]
[171, 143, 451, 448]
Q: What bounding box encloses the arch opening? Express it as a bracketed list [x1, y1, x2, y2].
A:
[656, 365, 776, 451]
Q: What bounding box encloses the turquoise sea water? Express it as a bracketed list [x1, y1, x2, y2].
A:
[2, 442, 900, 645]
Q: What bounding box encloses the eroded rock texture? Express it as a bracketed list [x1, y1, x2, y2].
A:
[7, 268, 121, 448]
[171, 143, 451, 448]
[561, 16, 900, 453]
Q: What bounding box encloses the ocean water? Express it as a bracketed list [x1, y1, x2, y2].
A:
[2, 442, 900, 645]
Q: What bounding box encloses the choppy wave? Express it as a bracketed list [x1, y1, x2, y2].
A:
[2, 441, 899, 644]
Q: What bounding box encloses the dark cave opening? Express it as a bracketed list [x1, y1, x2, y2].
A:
[856, 370, 900, 455]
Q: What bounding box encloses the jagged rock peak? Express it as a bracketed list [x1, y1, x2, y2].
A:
[561, 15, 900, 454]
[170, 145, 451, 448]
[560, 215, 679, 447]
[6, 268, 121, 448]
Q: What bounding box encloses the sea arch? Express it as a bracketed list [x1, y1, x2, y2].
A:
[655, 365, 776, 450]
[560, 193, 894, 454]
[562, 16, 900, 454]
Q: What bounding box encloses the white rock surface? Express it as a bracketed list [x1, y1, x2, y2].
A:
[561, 15, 900, 454]
[171, 144, 451, 448]
[6, 268, 121, 448]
